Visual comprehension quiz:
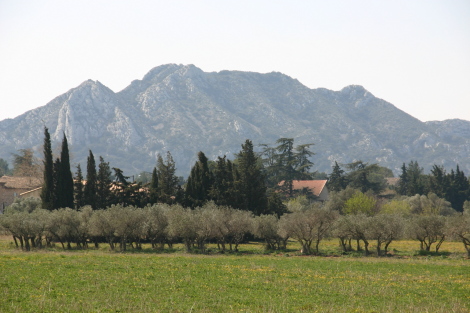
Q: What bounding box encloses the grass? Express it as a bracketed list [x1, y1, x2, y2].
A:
[0, 236, 469, 312]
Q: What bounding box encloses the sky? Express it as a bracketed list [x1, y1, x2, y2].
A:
[1, 0, 469, 122]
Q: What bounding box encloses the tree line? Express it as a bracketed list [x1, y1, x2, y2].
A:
[1, 197, 469, 256]
[327, 160, 470, 212]
[38, 129, 320, 216]
[1, 127, 470, 257]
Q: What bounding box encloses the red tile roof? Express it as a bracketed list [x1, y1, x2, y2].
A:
[278, 180, 327, 197]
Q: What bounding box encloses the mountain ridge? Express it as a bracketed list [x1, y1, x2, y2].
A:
[1, 64, 469, 176]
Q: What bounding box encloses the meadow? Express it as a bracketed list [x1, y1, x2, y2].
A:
[0, 236, 469, 313]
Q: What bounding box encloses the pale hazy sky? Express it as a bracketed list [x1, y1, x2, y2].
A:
[1, 0, 469, 122]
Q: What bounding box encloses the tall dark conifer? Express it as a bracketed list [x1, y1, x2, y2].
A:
[407, 160, 426, 196]
[446, 165, 469, 212]
[211, 156, 235, 206]
[276, 138, 296, 197]
[328, 161, 347, 192]
[295, 143, 315, 179]
[236, 139, 268, 215]
[53, 157, 61, 209]
[96, 156, 112, 209]
[84, 150, 97, 209]
[185, 151, 213, 207]
[40, 127, 54, 210]
[429, 165, 446, 198]
[74, 164, 85, 209]
[148, 167, 159, 204]
[58, 133, 74, 209]
[157, 152, 179, 204]
[397, 163, 409, 195]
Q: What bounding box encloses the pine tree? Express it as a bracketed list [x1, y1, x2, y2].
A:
[345, 161, 386, 194]
[294, 143, 315, 179]
[429, 165, 446, 198]
[276, 138, 296, 197]
[84, 150, 97, 209]
[328, 161, 347, 192]
[74, 164, 85, 209]
[96, 156, 112, 209]
[236, 139, 268, 215]
[156, 152, 179, 204]
[261, 138, 315, 194]
[59, 133, 74, 209]
[112, 167, 141, 206]
[40, 127, 54, 210]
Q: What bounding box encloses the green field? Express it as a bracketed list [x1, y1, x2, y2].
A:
[0, 237, 469, 312]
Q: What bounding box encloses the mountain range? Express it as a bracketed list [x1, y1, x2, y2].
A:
[1, 64, 469, 177]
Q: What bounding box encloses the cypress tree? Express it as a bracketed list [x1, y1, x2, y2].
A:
[53, 157, 61, 209]
[74, 164, 85, 209]
[40, 127, 54, 210]
[185, 151, 213, 207]
[446, 165, 469, 212]
[197, 151, 213, 198]
[84, 150, 97, 209]
[397, 162, 409, 195]
[407, 160, 426, 196]
[58, 133, 74, 209]
[211, 156, 233, 206]
[184, 165, 199, 207]
[148, 167, 159, 204]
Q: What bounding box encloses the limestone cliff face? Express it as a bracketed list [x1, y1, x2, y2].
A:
[0, 64, 468, 176]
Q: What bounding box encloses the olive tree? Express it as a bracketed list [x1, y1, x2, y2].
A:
[89, 208, 118, 250]
[279, 206, 338, 255]
[166, 204, 198, 252]
[407, 215, 446, 252]
[7, 197, 42, 213]
[367, 214, 404, 256]
[227, 209, 253, 252]
[47, 208, 81, 249]
[142, 204, 169, 250]
[333, 214, 371, 254]
[407, 193, 454, 216]
[252, 214, 283, 250]
[446, 206, 470, 257]
[77, 206, 94, 248]
[108, 205, 146, 251]
[0, 209, 49, 250]
[193, 204, 218, 253]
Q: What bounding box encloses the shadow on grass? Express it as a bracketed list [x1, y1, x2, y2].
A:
[415, 250, 451, 257]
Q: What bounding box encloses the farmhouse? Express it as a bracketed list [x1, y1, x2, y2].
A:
[279, 180, 329, 201]
[0, 176, 42, 211]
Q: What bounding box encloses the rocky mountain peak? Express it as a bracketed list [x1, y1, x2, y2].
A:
[0, 65, 468, 177]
